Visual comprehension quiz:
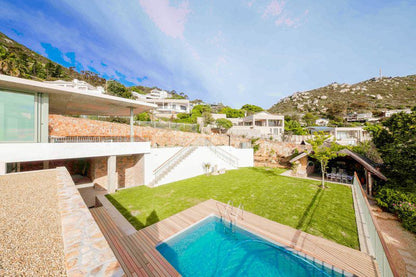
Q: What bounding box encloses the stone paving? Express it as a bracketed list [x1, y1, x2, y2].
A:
[370, 201, 416, 277]
[0, 170, 66, 276]
[56, 167, 124, 276]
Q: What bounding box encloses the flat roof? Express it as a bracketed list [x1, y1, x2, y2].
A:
[0, 75, 156, 116]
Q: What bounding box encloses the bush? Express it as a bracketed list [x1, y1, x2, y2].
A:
[376, 188, 416, 233]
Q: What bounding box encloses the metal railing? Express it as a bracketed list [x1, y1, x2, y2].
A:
[49, 136, 145, 143]
[135, 121, 198, 133]
[353, 173, 399, 277]
[204, 140, 239, 168]
[151, 137, 239, 186]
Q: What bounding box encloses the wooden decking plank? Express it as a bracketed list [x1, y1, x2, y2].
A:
[91, 207, 148, 277]
[131, 232, 179, 277]
[91, 208, 135, 275]
[129, 233, 175, 277]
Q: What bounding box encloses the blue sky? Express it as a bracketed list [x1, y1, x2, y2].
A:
[0, 0, 415, 108]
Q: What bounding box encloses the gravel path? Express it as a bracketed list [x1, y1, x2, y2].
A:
[0, 170, 66, 276]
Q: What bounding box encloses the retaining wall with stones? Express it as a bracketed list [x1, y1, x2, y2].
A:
[56, 167, 123, 276]
[49, 115, 310, 166]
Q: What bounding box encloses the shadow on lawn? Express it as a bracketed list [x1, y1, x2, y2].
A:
[250, 167, 282, 176]
[290, 188, 324, 247]
[106, 194, 160, 230]
[296, 188, 324, 230]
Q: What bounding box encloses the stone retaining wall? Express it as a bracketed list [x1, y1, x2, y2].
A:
[56, 167, 123, 276]
[49, 115, 310, 166]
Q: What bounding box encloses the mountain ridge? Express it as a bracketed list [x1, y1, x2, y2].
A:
[269, 74, 416, 117]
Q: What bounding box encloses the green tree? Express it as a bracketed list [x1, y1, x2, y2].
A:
[191, 104, 211, 117]
[215, 118, 233, 134]
[107, 80, 132, 99]
[220, 107, 245, 118]
[372, 111, 416, 189]
[284, 120, 308, 135]
[303, 112, 318, 126]
[307, 133, 344, 188]
[201, 112, 214, 126]
[241, 104, 263, 115]
[134, 112, 150, 121]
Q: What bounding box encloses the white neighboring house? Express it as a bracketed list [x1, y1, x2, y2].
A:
[382, 109, 412, 118]
[315, 118, 329, 126]
[227, 111, 285, 139]
[308, 126, 371, 146]
[45, 79, 105, 94]
[132, 88, 191, 118]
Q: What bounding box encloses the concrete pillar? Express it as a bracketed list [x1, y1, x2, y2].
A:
[0, 162, 6, 175]
[107, 156, 118, 193]
[43, 160, 49, 170]
[130, 107, 134, 142]
[367, 171, 373, 196]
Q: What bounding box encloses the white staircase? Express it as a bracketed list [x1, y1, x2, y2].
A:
[150, 146, 198, 187]
[149, 138, 239, 187]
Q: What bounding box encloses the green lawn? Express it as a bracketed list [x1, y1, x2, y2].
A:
[107, 167, 359, 249]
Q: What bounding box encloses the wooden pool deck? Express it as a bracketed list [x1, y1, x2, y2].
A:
[91, 199, 380, 277]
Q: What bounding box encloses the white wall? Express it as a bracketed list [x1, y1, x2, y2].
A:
[144, 146, 253, 186]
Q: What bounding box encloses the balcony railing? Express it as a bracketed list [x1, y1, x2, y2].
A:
[49, 136, 145, 143]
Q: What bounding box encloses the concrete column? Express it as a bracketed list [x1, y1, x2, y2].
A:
[367, 171, 373, 196]
[0, 162, 6, 175]
[107, 156, 118, 193]
[130, 107, 134, 142]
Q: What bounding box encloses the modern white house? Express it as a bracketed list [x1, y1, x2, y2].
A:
[307, 126, 371, 145]
[315, 118, 329, 126]
[132, 88, 191, 118]
[345, 112, 373, 122]
[227, 111, 285, 139]
[382, 108, 412, 117]
[45, 79, 105, 93]
[0, 75, 252, 191]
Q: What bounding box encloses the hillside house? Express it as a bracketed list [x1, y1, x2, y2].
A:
[382, 108, 412, 117]
[307, 126, 371, 146]
[45, 79, 105, 93]
[227, 111, 285, 139]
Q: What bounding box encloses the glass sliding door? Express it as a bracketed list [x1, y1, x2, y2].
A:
[0, 90, 36, 142]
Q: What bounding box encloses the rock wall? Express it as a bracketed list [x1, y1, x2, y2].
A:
[49, 115, 310, 167]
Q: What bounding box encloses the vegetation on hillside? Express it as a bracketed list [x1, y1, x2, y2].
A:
[369, 110, 416, 233]
[269, 75, 416, 118]
[0, 32, 189, 101]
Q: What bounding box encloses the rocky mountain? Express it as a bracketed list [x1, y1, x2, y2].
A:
[269, 75, 416, 117]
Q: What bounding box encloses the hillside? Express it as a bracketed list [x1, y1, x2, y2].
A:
[0, 32, 188, 99]
[269, 75, 416, 117]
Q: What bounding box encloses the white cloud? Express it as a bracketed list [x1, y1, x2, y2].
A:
[263, 0, 285, 18]
[138, 0, 190, 39]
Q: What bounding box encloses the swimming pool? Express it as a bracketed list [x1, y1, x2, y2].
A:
[156, 216, 350, 277]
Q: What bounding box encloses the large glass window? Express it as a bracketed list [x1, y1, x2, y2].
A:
[0, 90, 36, 142]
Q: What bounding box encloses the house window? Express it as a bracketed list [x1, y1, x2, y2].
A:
[0, 90, 36, 142]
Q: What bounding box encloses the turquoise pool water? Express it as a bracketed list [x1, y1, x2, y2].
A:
[156, 216, 349, 277]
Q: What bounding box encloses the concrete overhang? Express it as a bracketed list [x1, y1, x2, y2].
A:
[0, 75, 157, 116]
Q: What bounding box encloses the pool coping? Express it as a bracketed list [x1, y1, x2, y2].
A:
[133, 199, 380, 277]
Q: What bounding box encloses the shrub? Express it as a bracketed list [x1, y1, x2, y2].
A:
[376, 188, 416, 233]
